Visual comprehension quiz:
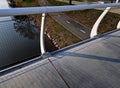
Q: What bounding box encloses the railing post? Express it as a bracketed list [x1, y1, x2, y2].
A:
[90, 0, 119, 38]
[117, 21, 120, 29]
[90, 7, 111, 38]
[40, 13, 46, 55]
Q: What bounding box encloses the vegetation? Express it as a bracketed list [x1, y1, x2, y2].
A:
[46, 16, 81, 48]
[66, 9, 120, 34]
[10, 0, 81, 48]
[46, 0, 120, 35]
[11, 0, 39, 7]
[75, 0, 96, 2]
[11, 0, 41, 27]
[51, 0, 120, 34]
[47, 0, 68, 5]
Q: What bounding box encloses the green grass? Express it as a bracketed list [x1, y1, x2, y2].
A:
[48, 0, 69, 5]
[22, 2, 32, 7]
[22, 0, 34, 2]
[22, 0, 35, 7]
[54, 21, 80, 43]
[12, 0, 38, 7]
[75, 0, 96, 2]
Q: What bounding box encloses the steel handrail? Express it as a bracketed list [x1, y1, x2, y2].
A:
[40, 13, 46, 54]
[0, 3, 120, 17]
[0, 3, 120, 54]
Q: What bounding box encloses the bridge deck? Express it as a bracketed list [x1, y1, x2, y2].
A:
[0, 29, 120, 88]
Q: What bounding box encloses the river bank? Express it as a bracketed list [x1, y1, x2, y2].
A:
[8, 0, 58, 51]
[10, 0, 81, 48]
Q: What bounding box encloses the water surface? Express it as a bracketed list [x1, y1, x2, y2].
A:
[0, 0, 40, 70]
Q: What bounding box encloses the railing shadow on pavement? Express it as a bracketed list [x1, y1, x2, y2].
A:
[53, 51, 120, 63]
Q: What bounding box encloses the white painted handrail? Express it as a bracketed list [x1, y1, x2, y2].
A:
[0, 3, 120, 17]
[1, 3, 120, 55]
[117, 21, 120, 29]
[90, 7, 111, 38]
[40, 13, 46, 54]
[90, 1, 119, 38]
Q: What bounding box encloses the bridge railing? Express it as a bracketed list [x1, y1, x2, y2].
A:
[0, 3, 120, 55]
[90, 0, 119, 38]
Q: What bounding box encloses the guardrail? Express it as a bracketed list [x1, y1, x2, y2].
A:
[0, 3, 120, 54]
[90, 0, 119, 38]
[40, 13, 46, 54]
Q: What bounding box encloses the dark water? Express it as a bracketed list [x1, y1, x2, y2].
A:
[0, 0, 57, 70]
[0, 16, 41, 70]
